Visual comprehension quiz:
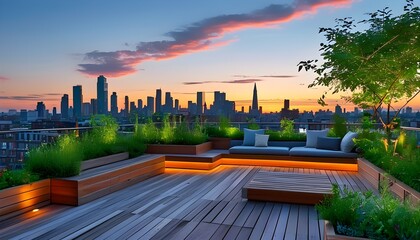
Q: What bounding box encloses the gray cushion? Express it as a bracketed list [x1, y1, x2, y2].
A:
[255, 134, 269, 147]
[289, 147, 357, 158]
[316, 137, 341, 151]
[243, 128, 265, 146]
[229, 146, 290, 155]
[341, 131, 358, 153]
[306, 129, 329, 148]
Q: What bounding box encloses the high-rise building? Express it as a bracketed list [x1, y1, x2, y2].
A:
[61, 94, 69, 119]
[283, 99, 290, 111]
[335, 104, 342, 115]
[36, 102, 46, 119]
[90, 99, 98, 115]
[196, 92, 205, 115]
[110, 92, 118, 117]
[147, 96, 154, 116]
[73, 85, 83, 119]
[130, 102, 136, 113]
[251, 83, 258, 111]
[124, 96, 129, 117]
[97, 75, 108, 115]
[137, 99, 143, 110]
[174, 99, 179, 113]
[82, 102, 91, 116]
[164, 92, 173, 113]
[155, 89, 162, 114]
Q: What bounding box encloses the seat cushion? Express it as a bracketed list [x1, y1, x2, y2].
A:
[255, 134, 269, 147]
[229, 146, 290, 155]
[289, 147, 357, 158]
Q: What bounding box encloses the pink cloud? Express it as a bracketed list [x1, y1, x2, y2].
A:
[0, 76, 9, 81]
[78, 0, 352, 78]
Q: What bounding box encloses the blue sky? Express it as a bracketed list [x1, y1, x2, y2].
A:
[0, 0, 418, 113]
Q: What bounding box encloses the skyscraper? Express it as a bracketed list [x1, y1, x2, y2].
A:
[61, 94, 69, 119]
[97, 75, 108, 115]
[196, 92, 205, 115]
[36, 101, 46, 119]
[155, 89, 162, 114]
[147, 96, 154, 116]
[90, 99, 98, 115]
[73, 85, 83, 119]
[251, 83, 258, 111]
[283, 99, 290, 111]
[110, 92, 118, 117]
[164, 92, 173, 113]
[124, 96, 129, 117]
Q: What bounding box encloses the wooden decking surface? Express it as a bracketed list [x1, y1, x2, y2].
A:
[0, 166, 375, 240]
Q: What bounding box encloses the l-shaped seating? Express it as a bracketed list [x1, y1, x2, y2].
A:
[228, 129, 358, 159]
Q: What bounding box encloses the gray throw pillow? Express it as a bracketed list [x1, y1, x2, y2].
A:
[316, 137, 341, 151]
[306, 129, 329, 148]
[255, 134, 269, 147]
[341, 131, 358, 152]
[243, 128, 265, 146]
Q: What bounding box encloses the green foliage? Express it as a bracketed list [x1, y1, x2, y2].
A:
[317, 184, 420, 239]
[26, 134, 82, 178]
[137, 117, 208, 145]
[265, 119, 306, 141]
[298, 0, 420, 131]
[205, 117, 242, 139]
[328, 114, 347, 138]
[0, 169, 39, 190]
[356, 129, 420, 192]
[247, 119, 260, 130]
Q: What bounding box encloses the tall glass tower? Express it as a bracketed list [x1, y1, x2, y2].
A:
[97, 75, 108, 115]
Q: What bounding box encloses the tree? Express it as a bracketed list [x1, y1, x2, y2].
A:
[298, 0, 420, 136]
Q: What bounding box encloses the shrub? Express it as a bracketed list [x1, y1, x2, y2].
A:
[0, 169, 39, 190]
[26, 134, 82, 178]
[317, 184, 420, 239]
[328, 114, 347, 138]
[265, 119, 306, 141]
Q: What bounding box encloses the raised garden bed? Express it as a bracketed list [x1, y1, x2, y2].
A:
[208, 137, 231, 149]
[146, 142, 212, 155]
[51, 155, 165, 206]
[80, 152, 129, 171]
[324, 221, 368, 240]
[358, 158, 420, 205]
[0, 179, 50, 221]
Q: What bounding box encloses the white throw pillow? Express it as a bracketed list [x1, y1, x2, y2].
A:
[254, 134, 269, 147]
[243, 128, 265, 146]
[306, 129, 329, 148]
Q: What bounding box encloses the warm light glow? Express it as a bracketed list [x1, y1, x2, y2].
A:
[32, 208, 39, 212]
[164, 158, 358, 171]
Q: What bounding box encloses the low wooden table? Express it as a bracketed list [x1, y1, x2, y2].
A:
[242, 171, 333, 205]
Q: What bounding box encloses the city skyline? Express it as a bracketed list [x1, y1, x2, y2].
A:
[1, 0, 419, 113]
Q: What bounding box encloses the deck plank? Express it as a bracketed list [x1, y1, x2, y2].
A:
[0, 165, 380, 240]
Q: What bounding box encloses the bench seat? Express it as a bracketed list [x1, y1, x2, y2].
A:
[289, 146, 357, 158]
[228, 146, 290, 155]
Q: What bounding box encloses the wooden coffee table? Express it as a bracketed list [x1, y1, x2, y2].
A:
[242, 171, 333, 205]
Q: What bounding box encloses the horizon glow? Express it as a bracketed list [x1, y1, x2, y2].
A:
[0, 0, 419, 113]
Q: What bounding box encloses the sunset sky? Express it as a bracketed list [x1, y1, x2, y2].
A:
[1, 0, 419, 113]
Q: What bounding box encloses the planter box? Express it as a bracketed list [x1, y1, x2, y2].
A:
[358, 158, 420, 205]
[324, 221, 369, 240]
[51, 155, 165, 206]
[209, 137, 231, 149]
[81, 152, 129, 171]
[146, 142, 212, 155]
[0, 179, 50, 221]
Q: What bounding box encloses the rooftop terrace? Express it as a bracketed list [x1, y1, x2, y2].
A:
[0, 165, 375, 240]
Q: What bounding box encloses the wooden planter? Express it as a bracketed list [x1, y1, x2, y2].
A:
[324, 221, 369, 240]
[80, 152, 129, 171]
[146, 142, 212, 155]
[0, 179, 50, 221]
[209, 137, 231, 149]
[358, 158, 420, 205]
[51, 155, 165, 206]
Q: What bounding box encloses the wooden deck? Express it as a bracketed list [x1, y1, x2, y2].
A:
[0, 166, 376, 240]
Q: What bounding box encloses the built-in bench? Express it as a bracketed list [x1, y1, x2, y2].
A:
[51, 154, 165, 206]
[242, 171, 333, 205]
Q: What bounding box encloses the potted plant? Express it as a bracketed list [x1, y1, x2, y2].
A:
[317, 185, 420, 239]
